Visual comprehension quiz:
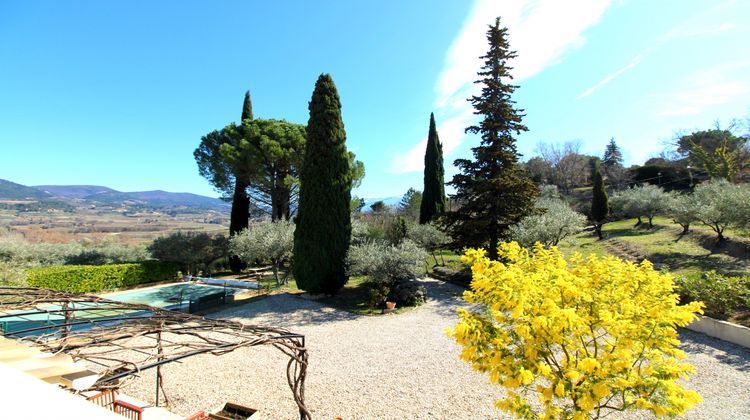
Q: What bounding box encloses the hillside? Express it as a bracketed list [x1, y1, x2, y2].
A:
[34, 185, 117, 199]
[87, 190, 229, 208]
[0, 179, 53, 201]
[0, 179, 229, 212]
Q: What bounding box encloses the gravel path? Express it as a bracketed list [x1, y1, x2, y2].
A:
[122, 278, 750, 419]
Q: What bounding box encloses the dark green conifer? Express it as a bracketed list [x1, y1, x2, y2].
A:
[293, 74, 352, 294]
[591, 162, 609, 240]
[442, 18, 538, 260]
[241, 90, 253, 122]
[419, 113, 446, 224]
[228, 91, 254, 272]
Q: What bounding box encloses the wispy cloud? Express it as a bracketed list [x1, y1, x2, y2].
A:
[391, 0, 613, 173]
[576, 1, 741, 101]
[654, 60, 750, 117]
[577, 54, 642, 99]
[666, 22, 736, 39]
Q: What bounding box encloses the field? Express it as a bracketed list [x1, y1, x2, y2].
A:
[0, 206, 228, 244]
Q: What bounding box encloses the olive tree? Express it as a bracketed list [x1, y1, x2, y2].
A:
[667, 192, 697, 235]
[510, 198, 586, 247]
[610, 185, 669, 228]
[407, 223, 450, 266]
[230, 221, 295, 285]
[692, 180, 750, 241]
[148, 232, 228, 276]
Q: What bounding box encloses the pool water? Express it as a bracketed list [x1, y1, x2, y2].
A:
[107, 283, 246, 310]
[0, 284, 245, 337]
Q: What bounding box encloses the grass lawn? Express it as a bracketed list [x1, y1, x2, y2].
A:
[558, 216, 750, 279]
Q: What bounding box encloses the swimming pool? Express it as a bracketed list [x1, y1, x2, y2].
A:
[0, 283, 247, 337]
[106, 283, 247, 311]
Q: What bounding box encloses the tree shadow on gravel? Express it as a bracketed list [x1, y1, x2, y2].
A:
[211, 293, 360, 326]
[679, 328, 750, 373]
[419, 277, 473, 319]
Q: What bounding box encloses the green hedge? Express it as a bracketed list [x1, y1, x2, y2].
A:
[26, 261, 179, 293]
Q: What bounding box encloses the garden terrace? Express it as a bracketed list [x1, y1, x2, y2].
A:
[0, 287, 310, 419]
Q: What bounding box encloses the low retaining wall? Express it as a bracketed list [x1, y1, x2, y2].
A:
[686, 315, 750, 349]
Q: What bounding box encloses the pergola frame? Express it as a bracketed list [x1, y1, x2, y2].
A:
[0, 287, 310, 419]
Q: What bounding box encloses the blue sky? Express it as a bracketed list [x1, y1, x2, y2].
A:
[1, 1, 748, 199]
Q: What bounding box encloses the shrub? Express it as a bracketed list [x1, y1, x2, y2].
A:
[407, 223, 450, 265]
[26, 261, 178, 293]
[348, 240, 428, 306]
[0, 261, 28, 286]
[386, 216, 408, 245]
[350, 218, 370, 245]
[63, 243, 150, 265]
[449, 243, 703, 418]
[230, 221, 294, 286]
[510, 198, 586, 247]
[677, 272, 749, 320]
[348, 240, 426, 284]
[0, 237, 150, 267]
[390, 279, 427, 306]
[148, 232, 228, 275]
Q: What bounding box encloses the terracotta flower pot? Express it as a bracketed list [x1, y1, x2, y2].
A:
[385, 301, 397, 310]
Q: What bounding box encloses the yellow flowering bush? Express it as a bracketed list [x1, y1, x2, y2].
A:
[448, 242, 703, 419]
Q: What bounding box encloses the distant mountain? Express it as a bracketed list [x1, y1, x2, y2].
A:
[0, 178, 229, 212]
[34, 185, 117, 199]
[0, 179, 53, 201]
[87, 190, 229, 208]
[361, 196, 401, 211]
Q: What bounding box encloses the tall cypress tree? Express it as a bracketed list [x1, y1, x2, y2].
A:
[591, 162, 609, 240]
[443, 18, 538, 261]
[228, 91, 253, 272]
[293, 74, 352, 294]
[419, 113, 446, 224]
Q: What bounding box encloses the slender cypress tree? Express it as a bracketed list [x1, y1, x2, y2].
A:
[591, 162, 609, 240]
[293, 74, 352, 294]
[419, 113, 446, 224]
[241, 90, 253, 122]
[228, 91, 253, 273]
[443, 18, 538, 261]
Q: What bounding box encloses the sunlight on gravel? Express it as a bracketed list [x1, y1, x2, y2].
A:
[121, 278, 750, 419]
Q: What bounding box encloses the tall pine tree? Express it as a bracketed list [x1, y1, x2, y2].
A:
[419, 113, 446, 224]
[602, 138, 623, 167]
[591, 161, 609, 240]
[293, 74, 352, 294]
[443, 18, 537, 261]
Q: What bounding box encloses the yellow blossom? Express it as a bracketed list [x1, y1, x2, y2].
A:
[447, 242, 703, 418]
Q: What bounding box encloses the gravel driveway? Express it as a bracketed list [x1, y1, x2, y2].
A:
[122, 278, 750, 419]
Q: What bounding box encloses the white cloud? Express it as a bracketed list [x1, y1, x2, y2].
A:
[654, 60, 750, 117]
[577, 54, 642, 99]
[667, 22, 735, 39]
[391, 112, 476, 173]
[391, 0, 613, 173]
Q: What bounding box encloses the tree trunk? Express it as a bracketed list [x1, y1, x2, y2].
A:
[595, 224, 603, 240]
[229, 180, 250, 273]
[271, 179, 292, 222]
[634, 216, 642, 227]
[488, 219, 499, 261]
[648, 216, 654, 228]
[716, 225, 726, 241]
